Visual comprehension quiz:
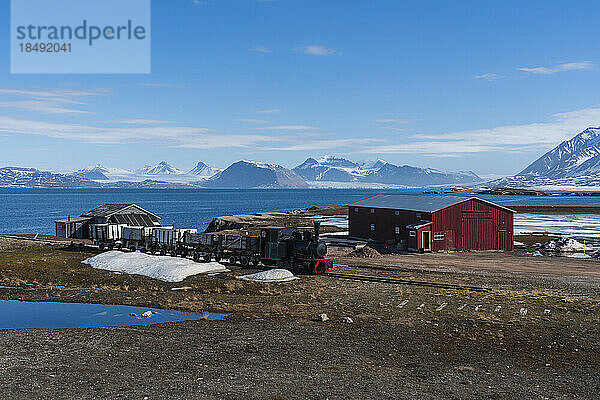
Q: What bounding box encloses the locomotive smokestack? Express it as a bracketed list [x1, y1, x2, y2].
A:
[313, 221, 320, 240]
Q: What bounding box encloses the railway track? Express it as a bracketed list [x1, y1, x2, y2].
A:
[326, 271, 490, 292]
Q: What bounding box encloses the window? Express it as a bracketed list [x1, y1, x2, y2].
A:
[434, 232, 445, 240]
[354, 208, 359, 212]
[370, 224, 375, 231]
[394, 227, 400, 234]
[394, 211, 400, 216]
[416, 212, 422, 219]
[370, 208, 375, 213]
[409, 231, 416, 237]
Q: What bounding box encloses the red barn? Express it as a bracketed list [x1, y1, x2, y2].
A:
[348, 194, 515, 252]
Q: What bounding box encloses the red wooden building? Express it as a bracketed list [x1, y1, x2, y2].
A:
[348, 194, 515, 252]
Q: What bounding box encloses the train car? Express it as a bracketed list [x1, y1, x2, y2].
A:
[92, 224, 126, 250]
[94, 220, 333, 274]
[182, 223, 333, 274]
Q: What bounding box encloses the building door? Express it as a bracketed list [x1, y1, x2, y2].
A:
[460, 217, 493, 250]
[422, 231, 431, 251]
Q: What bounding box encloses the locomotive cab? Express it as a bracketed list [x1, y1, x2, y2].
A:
[260, 227, 293, 263]
[259, 225, 333, 274]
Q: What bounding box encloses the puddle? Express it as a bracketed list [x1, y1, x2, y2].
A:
[0, 300, 229, 330]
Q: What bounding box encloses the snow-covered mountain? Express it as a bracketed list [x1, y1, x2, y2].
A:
[187, 161, 219, 177]
[293, 155, 482, 186]
[1, 167, 100, 188]
[72, 165, 109, 180]
[137, 161, 183, 175]
[490, 127, 600, 189]
[203, 160, 308, 188]
[518, 127, 600, 179]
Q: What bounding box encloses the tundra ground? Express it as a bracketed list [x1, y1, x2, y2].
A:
[0, 235, 599, 399]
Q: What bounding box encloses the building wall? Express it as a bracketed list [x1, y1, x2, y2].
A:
[431, 198, 513, 251]
[348, 206, 432, 243]
[349, 198, 514, 252]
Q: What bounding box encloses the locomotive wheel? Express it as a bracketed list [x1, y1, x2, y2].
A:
[203, 253, 212, 262]
[252, 258, 260, 267]
[193, 252, 200, 262]
[214, 254, 222, 262]
[98, 243, 105, 251]
[228, 256, 237, 265]
[240, 256, 249, 267]
[160, 249, 166, 256]
[107, 244, 114, 251]
[130, 246, 137, 252]
[140, 247, 147, 253]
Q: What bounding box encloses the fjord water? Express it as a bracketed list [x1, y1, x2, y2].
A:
[1, 188, 600, 235]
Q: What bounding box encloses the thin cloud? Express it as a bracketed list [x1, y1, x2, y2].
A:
[475, 73, 501, 81]
[256, 109, 282, 114]
[255, 125, 317, 131]
[380, 126, 405, 132]
[366, 106, 600, 156]
[258, 138, 384, 151]
[115, 119, 175, 125]
[0, 87, 108, 114]
[249, 46, 271, 53]
[0, 100, 92, 114]
[238, 118, 274, 124]
[0, 115, 372, 152]
[296, 45, 337, 56]
[140, 83, 186, 88]
[374, 118, 411, 124]
[518, 61, 593, 75]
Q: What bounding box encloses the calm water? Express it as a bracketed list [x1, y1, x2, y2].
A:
[1, 188, 600, 235]
[0, 300, 227, 330]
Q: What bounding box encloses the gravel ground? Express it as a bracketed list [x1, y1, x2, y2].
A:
[0, 238, 599, 399]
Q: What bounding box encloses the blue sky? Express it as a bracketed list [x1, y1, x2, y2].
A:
[2, 0, 600, 177]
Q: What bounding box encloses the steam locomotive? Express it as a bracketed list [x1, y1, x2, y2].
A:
[97, 222, 333, 274]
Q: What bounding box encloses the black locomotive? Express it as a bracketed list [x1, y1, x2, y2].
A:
[97, 221, 333, 274]
[182, 222, 333, 274]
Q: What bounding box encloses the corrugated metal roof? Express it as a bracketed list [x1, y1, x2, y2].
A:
[350, 194, 515, 213]
[81, 204, 133, 217]
[54, 217, 91, 223]
[80, 204, 161, 219]
[406, 220, 432, 229]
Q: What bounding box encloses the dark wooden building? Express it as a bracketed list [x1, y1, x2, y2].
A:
[55, 204, 161, 239]
[349, 195, 515, 252]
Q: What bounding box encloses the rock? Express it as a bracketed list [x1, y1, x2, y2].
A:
[141, 310, 153, 318]
[128, 313, 138, 317]
[319, 313, 329, 322]
[542, 238, 585, 252]
[342, 316, 353, 324]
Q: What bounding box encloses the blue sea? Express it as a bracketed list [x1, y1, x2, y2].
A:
[1, 188, 600, 235]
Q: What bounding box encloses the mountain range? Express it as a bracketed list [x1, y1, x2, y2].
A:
[1, 157, 483, 188]
[4, 128, 600, 189]
[293, 156, 482, 186]
[490, 127, 600, 189]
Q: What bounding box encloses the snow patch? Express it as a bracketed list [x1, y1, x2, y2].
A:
[83, 251, 228, 282]
[524, 251, 543, 257]
[542, 238, 586, 252]
[238, 269, 298, 283]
